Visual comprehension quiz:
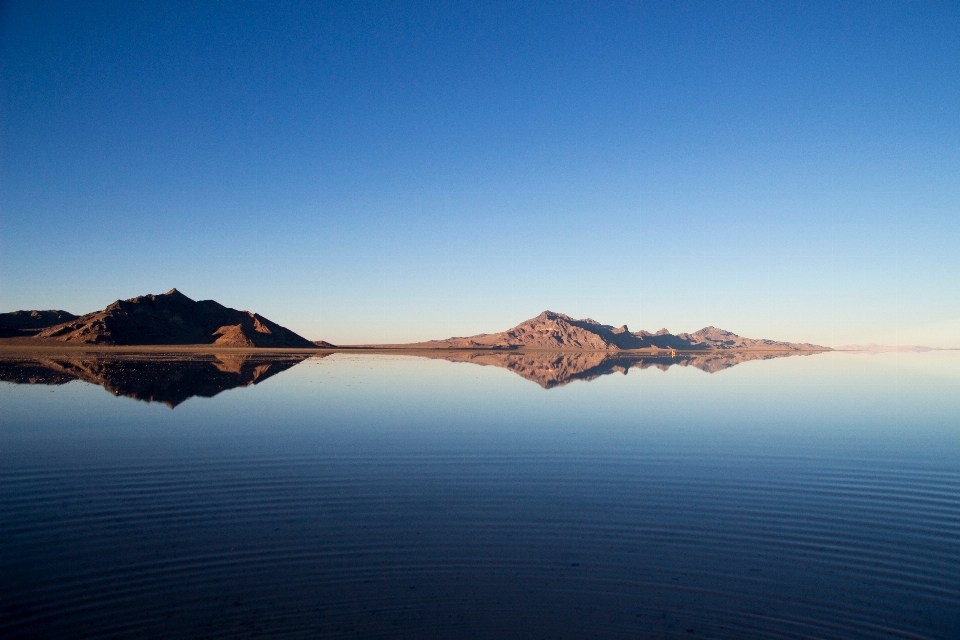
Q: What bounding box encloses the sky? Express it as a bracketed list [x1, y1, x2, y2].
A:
[2, 1, 959, 346]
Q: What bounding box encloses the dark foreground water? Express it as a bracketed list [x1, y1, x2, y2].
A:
[1, 351, 959, 639]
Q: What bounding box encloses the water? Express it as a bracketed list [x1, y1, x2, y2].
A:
[1, 350, 959, 638]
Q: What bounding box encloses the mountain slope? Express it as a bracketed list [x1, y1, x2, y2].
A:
[0, 310, 79, 337]
[33, 289, 316, 348]
[399, 310, 827, 352]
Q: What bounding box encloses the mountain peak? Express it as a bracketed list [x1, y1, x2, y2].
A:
[536, 310, 571, 321]
[692, 326, 737, 338]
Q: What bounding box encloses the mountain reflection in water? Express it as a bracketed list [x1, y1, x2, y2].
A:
[0, 349, 822, 403]
[414, 349, 821, 388]
[2, 351, 958, 639]
[0, 353, 311, 407]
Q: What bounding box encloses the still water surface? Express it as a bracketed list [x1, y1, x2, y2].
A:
[2, 351, 959, 638]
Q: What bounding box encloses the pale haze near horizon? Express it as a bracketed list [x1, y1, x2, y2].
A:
[1, 2, 958, 347]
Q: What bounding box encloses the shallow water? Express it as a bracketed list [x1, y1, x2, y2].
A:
[1, 350, 959, 638]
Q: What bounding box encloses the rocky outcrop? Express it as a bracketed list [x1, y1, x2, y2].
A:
[32, 289, 316, 348]
[400, 311, 828, 352]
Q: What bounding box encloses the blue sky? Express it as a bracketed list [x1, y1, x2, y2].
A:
[2, 1, 958, 346]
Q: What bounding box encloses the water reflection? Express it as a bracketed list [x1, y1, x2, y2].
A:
[412, 349, 822, 388]
[0, 353, 312, 407]
[1, 351, 958, 639]
[0, 349, 824, 402]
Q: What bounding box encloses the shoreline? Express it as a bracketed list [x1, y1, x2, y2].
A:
[0, 343, 835, 356]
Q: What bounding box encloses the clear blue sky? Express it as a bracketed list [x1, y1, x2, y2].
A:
[2, 1, 958, 346]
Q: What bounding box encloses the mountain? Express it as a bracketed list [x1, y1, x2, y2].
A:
[0, 310, 78, 337]
[396, 311, 828, 352]
[30, 289, 316, 348]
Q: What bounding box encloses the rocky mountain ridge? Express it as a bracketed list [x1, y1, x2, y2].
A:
[403, 310, 828, 352]
[24, 289, 316, 348]
[3, 301, 827, 352]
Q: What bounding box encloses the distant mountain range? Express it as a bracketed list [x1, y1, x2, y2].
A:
[2, 294, 829, 351]
[0, 289, 316, 348]
[385, 310, 829, 352]
[835, 344, 943, 353]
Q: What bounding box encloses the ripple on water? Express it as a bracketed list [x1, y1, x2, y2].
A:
[2, 446, 958, 639]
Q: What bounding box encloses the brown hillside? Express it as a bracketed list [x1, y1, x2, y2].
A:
[33, 289, 316, 348]
[393, 311, 828, 352]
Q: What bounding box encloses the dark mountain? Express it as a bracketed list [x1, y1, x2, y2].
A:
[398, 311, 828, 352]
[33, 289, 316, 347]
[0, 310, 79, 337]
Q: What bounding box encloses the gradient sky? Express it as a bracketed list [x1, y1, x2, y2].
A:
[2, 1, 959, 346]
